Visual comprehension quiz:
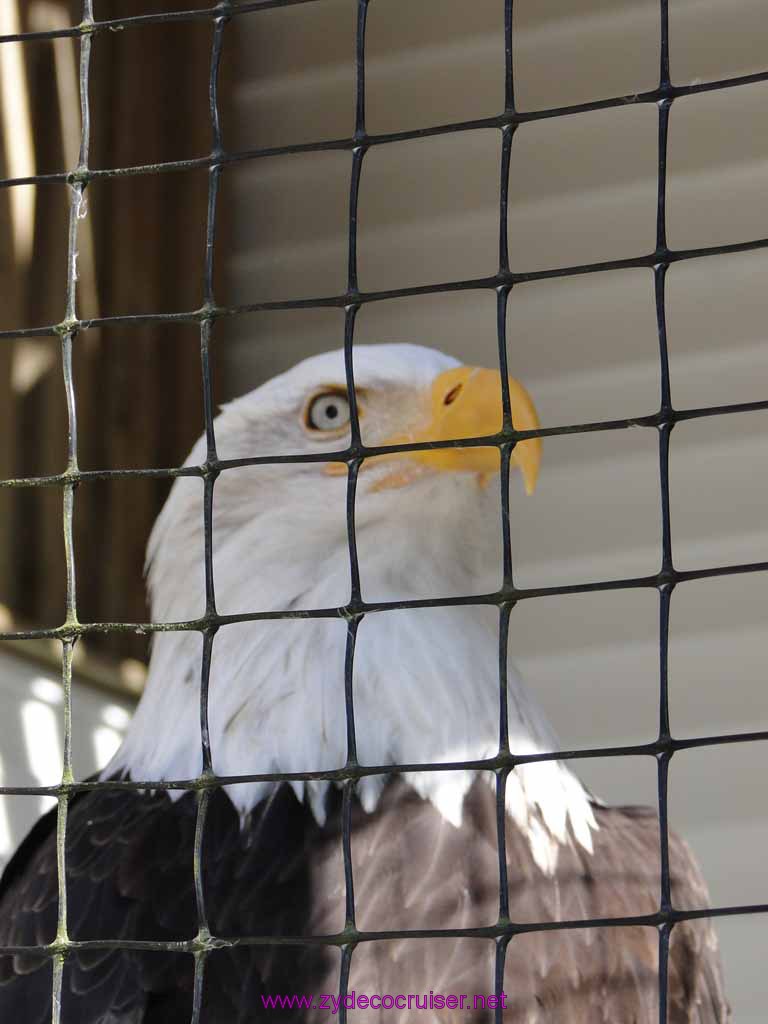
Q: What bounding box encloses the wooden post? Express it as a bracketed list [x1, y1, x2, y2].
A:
[1, 2, 230, 666]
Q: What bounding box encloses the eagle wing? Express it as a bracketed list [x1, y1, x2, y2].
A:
[343, 782, 731, 1023]
[0, 784, 342, 1023]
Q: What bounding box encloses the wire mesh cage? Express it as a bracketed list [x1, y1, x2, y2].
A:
[0, 1, 767, 1021]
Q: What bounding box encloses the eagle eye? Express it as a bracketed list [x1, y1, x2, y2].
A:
[306, 391, 352, 432]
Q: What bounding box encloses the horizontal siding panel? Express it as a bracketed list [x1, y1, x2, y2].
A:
[0, 650, 132, 872]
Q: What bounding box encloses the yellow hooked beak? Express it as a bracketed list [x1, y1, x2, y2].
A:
[376, 366, 542, 495]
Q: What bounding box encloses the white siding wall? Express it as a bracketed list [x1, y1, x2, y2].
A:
[0, 649, 131, 872]
[222, 0, 768, 1018]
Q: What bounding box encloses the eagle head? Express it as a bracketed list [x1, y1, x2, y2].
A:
[107, 344, 594, 870]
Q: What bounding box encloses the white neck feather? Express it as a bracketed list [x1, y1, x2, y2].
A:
[106, 460, 596, 874]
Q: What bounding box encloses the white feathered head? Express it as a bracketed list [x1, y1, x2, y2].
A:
[107, 344, 595, 868]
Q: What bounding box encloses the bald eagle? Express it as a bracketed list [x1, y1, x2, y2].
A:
[0, 345, 728, 1021]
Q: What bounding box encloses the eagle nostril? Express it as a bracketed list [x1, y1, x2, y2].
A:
[443, 383, 463, 406]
